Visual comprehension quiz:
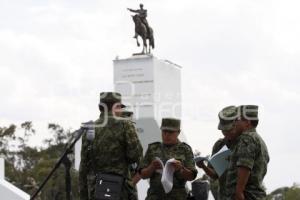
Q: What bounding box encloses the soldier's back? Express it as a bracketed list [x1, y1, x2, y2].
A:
[92, 115, 134, 177]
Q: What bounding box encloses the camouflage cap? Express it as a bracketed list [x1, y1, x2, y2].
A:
[99, 92, 126, 108]
[239, 105, 259, 120]
[160, 118, 181, 131]
[218, 106, 238, 131]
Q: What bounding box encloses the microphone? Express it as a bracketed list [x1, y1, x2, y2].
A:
[84, 123, 95, 156]
[80, 120, 95, 141]
[86, 129, 95, 142]
[81, 120, 94, 130]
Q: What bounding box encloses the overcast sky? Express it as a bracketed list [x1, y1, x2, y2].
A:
[1, 0, 300, 193]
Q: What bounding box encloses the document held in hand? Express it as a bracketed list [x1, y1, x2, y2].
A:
[194, 145, 232, 177]
[155, 157, 176, 193]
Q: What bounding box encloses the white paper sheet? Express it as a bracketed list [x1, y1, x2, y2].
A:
[161, 158, 176, 193]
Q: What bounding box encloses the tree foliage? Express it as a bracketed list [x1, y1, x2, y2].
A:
[267, 185, 300, 200]
[0, 124, 16, 154]
[0, 122, 79, 200]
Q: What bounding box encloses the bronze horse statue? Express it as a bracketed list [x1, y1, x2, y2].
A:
[132, 15, 155, 54]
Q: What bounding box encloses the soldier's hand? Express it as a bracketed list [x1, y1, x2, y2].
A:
[150, 160, 163, 170]
[171, 160, 183, 171]
[196, 160, 206, 168]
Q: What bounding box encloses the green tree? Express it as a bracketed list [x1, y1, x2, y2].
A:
[285, 186, 300, 200]
[0, 122, 79, 200]
[0, 124, 16, 154]
[267, 185, 300, 200]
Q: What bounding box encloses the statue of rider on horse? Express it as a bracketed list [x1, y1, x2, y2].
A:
[127, 4, 155, 54]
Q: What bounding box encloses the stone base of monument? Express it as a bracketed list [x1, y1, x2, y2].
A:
[113, 54, 184, 150]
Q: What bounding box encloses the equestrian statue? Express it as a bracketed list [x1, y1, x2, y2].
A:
[128, 4, 155, 54]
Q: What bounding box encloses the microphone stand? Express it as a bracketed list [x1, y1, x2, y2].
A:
[62, 153, 72, 200]
[30, 127, 87, 200]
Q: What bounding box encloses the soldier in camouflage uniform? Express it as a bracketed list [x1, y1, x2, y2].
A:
[196, 106, 238, 200]
[225, 105, 269, 200]
[121, 110, 141, 199]
[139, 118, 198, 200]
[79, 92, 143, 200]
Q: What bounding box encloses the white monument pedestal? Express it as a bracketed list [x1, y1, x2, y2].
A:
[114, 54, 185, 199]
[0, 157, 30, 200]
[114, 54, 184, 149]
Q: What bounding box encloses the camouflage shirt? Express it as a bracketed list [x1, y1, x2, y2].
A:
[225, 128, 269, 200]
[79, 112, 143, 200]
[140, 141, 198, 200]
[209, 138, 235, 200]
